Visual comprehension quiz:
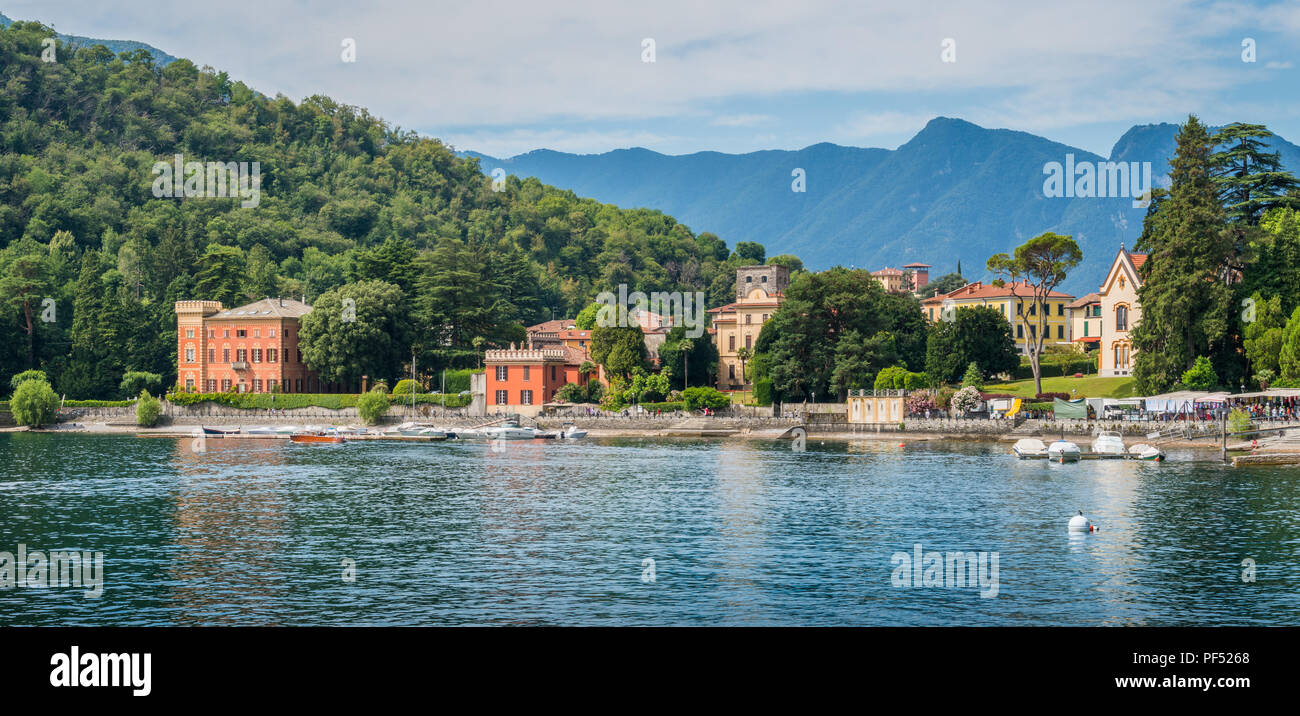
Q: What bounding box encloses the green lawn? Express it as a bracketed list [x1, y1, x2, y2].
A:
[983, 375, 1136, 399]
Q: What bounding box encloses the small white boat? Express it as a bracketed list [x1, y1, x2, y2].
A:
[482, 421, 539, 440]
[1011, 438, 1047, 459]
[1128, 443, 1165, 461]
[1091, 431, 1127, 457]
[275, 425, 300, 435]
[244, 425, 276, 435]
[558, 423, 587, 440]
[1047, 440, 1081, 463]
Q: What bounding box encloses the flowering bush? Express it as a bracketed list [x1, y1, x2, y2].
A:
[905, 390, 937, 415]
[951, 385, 982, 414]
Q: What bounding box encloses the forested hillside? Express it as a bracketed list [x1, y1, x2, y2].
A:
[0, 21, 767, 398]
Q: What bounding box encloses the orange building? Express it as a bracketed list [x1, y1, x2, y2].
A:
[483, 344, 593, 416]
[175, 297, 340, 394]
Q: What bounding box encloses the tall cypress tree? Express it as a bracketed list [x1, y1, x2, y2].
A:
[1132, 115, 1236, 394]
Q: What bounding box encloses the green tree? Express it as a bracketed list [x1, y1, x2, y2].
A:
[926, 272, 967, 297]
[986, 231, 1082, 396]
[1210, 123, 1300, 225]
[11, 378, 60, 427]
[1181, 356, 1218, 391]
[961, 361, 984, 390]
[1243, 293, 1286, 375]
[925, 306, 1018, 384]
[135, 390, 161, 427]
[590, 317, 648, 381]
[9, 369, 48, 392]
[120, 371, 163, 399]
[194, 244, 247, 307]
[1131, 116, 1236, 395]
[832, 331, 899, 395]
[657, 326, 717, 390]
[298, 280, 409, 388]
[356, 389, 391, 425]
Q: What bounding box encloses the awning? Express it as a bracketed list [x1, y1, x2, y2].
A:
[1073, 336, 1100, 343]
[1053, 397, 1087, 419]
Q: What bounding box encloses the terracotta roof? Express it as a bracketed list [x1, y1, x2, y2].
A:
[562, 346, 590, 365]
[211, 297, 312, 319]
[921, 281, 1074, 304]
[872, 267, 905, 276]
[527, 319, 575, 334]
[1129, 253, 1148, 269]
[557, 329, 590, 340]
[1066, 292, 1101, 309]
[902, 262, 931, 268]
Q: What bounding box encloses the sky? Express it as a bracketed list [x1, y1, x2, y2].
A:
[7, 0, 1300, 158]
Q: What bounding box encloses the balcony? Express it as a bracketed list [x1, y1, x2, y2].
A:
[232, 361, 250, 370]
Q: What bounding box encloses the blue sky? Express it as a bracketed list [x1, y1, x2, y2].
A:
[8, 0, 1300, 157]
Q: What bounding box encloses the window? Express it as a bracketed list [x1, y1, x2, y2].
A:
[1084, 322, 1089, 337]
[237, 329, 246, 338]
[745, 314, 752, 324]
[1115, 305, 1128, 331]
[1028, 303, 1036, 315]
[1057, 325, 1064, 339]
[1092, 305, 1101, 317]
[1057, 303, 1065, 316]
[208, 348, 215, 363]
[297, 350, 303, 363]
[1016, 303, 1023, 316]
[185, 379, 194, 390]
[221, 379, 232, 392]
[728, 364, 736, 379]
[236, 349, 247, 362]
[496, 366, 508, 381]
[268, 349, 277, 363]
[521, 390, 533, 405]
[1017, 325, 1024, 338]
[254, 329, 261, 338]
[185, 328, 195, 338]
[745, 334, 752, 349]
[761, 275, 768, 283]
[551, 365, 556, 381]
[253, 379, 262, 392]
[224, 329, 230, 338]
[252, 349, 262, 363]
[269, 329, 276, 338]
[185, 347, 195, 363]
[206, 379, 216, 392]
[523, 366, 531, 381]
[746, 276, 753, 283]
[268, 380, 277, 391]
[1029, 325, 1036, 338]
[728, 335, 735, 351]
[1115, 344, 1130, 369]
[208, 330, 214, 339]
[223, 348, 230, 363]
[495, 389, 508, 405]
[295, 379, 302, 393]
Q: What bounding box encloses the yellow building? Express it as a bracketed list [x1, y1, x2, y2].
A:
[920, 281, 1075, 354]
[709, 265, 789, 390]
[1067, 293, 1101, 349]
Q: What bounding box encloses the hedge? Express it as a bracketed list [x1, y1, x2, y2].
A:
[1013, 354, 1097, 379]
[636, 401, 687, 412]
[165, 392, 471, 410]
[65, 399, 135, 407]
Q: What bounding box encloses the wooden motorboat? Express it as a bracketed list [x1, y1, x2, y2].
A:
[290, 432, 345, 444]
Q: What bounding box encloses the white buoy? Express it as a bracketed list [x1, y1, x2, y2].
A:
[1068, 511, 1092, 533]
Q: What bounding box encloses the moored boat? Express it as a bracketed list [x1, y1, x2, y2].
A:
[1090, 431, 1127, 457]
[1047, 440, 1081, 463]
[201, 426, 240, 436]
[1128, 443, 1165, 461]
[290, 432, 345, 444]
[558, 423, 587, 440]
[1011, 438, 1047, 459]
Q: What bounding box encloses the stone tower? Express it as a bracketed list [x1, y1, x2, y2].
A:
[735, 264, 789, 300]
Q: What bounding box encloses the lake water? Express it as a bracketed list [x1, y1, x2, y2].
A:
[1, 432, 1297, 626]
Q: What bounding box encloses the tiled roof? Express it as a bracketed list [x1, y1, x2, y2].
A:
[921, 281, 1074, 304]
[558, 329, 590, 340]
[1066, 292, 1101, 309]
[1129, 253, 1148, 269]
[527, 319, 575, 334]
[211, 297, 312, 319]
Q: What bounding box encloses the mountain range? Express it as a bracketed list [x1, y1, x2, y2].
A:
[468, 119, 1300, 296]
[0, 12, 176, 65]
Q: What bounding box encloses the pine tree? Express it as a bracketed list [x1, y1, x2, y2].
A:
[1131, 116, 1236, 395]
[1210, 123, 1300, 224]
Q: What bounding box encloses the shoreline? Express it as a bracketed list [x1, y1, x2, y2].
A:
[2, 421, 1255, 451]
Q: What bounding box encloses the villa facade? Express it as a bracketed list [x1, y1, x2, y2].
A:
[708, 265, 788, 391]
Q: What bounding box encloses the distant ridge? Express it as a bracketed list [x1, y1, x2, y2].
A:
[467, 118, 1300, 295]
[0, 12, 176, 66]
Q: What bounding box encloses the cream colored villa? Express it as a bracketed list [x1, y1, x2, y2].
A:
[1092, 245, 1146, 376]
[709, 265, 788, 391]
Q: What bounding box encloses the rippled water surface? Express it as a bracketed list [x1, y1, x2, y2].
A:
[1, 432, 1298, 625]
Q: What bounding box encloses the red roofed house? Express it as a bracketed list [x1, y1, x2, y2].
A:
[920, 280, 1075, 354]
